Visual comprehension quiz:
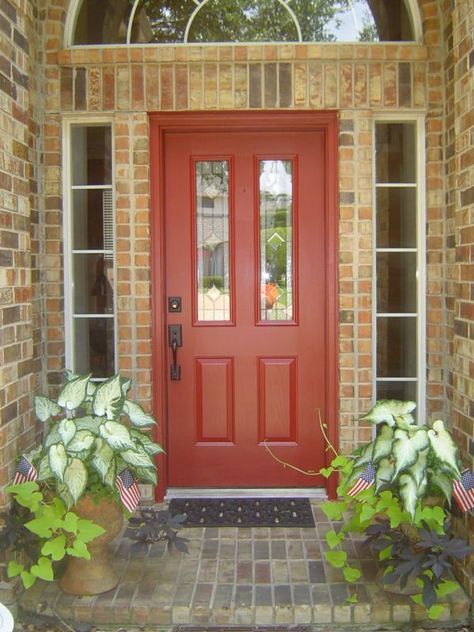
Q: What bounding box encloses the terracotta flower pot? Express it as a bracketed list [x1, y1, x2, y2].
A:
[59, 495, 124, 595]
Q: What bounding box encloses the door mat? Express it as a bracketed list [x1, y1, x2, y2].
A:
[168, 497, 315, 527]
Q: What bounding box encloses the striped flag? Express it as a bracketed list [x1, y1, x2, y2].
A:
[452, 469, 474, 513]
[115, 469, 141, 512]
[347, 463, 376, 497]
[12, 456, 38, 485]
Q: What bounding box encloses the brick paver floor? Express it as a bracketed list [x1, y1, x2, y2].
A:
[20, 503, 472, 630]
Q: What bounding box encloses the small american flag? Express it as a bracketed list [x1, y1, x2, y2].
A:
[347, 463, 376, 497]
[115, 469, 141, 512]
[452, 469, 474, 513]
[12, 456, 38, 485]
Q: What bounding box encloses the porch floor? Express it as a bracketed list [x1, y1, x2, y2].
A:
[20, 501, 472, 631]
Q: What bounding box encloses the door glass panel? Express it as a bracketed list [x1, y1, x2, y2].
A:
[73, 253, 114, 314]
[195, 160, 231, 322]
[259, 160, 294, 322]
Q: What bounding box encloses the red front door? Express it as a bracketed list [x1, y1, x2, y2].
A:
[158, 116, 336, 489]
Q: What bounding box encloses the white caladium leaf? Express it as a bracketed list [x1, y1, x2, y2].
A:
[63, 459, 87, 504]
[392, 428, 428, 479]
[130, 429, 164, 455]
[121, 377, 132, 395]
[44, 424, 61, 449]
[375, 458, 395, 492]
[121, 448, 155, 469]
[75, 416, 101, 435]
[428, 468, 453, 504]
[37, 455, 53, 481]
[103, 460, 117, 488]
[93, 375, 125, 420]
[99, 421, 135, 450]
[57, 482, 74, 509]
[57, 375, 90, 411]
[407, 448, 429, 489]
[427, 420, 460, 477]
[353, 442, 374, 469]
[394, 414, 416, 431]
[86, 380, 97, 401]
[67, 430, 95, 454]
[360, 400, 417, 426]
[399, 473, 418, 518]
[48, 444, 68, 482]
[91, 438, 115, 483]
[58, 418, 76, 446]
[34, 396, 61, 422]
[372, 424, 394, 463]
[124, 400, 156, 427]
[133, 466, 158, 485]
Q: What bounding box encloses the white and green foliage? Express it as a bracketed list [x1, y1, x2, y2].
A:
[28, 373, 163, 508]
[5, 482, 105, 589]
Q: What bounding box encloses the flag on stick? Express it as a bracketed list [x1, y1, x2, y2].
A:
[452, 469, 474, 513]
[115, 468, 141, 512]
[12, 456, 38, 485]
[347, 463, 376, 497]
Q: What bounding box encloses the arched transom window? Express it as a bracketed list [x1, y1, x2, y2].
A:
[69, 0, 418, 46]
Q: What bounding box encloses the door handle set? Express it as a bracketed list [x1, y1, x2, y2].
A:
[168, 324, 182, 381]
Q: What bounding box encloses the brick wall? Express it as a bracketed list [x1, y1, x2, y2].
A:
[0, 0, 44, 513]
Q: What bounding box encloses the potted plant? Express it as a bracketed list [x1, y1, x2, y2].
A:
[317, 400, 474, 619]
[5, 372, 163, 595]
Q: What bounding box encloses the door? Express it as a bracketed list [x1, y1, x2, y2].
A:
[163, 124, 331, 488]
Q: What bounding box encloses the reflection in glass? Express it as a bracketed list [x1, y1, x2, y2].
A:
[71, 126, 112, 186]
[375, 123, 416, 183]
[377, 317, 416, 377]
[376, 188, 416, 248]
[74, 0, 133, 44]
[73, 189, 113, 250]
[196, 161, 231, 322]
[74, 318, 115, 378]
[259, 160, 294, 322]
[376, 381, 417, 403]
[377, 252, 416, 313]
[74, 254, 114, 314]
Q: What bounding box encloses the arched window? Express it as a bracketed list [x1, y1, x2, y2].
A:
[68, 0, 419, 46]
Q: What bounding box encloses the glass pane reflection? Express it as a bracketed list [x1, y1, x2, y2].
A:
[74, 254, 114, 314]
[377, 317, 416, 377]
[376, 187, 416, 248]
[376, 381, 417, 403]
[377, 252, 416, 313]
[71, 126, 112, 186]
[195, 161, 231, 322]
[375, 123, 416, 183]
[259, 160, 294, 322]
[73, 189, 113, 250]
[74, 318, 115, 378]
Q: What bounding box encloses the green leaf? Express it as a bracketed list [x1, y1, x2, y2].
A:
[330, 455, 350, 469]
[427, 420, 460, 477]
[99, 421, 134, 450]
[121, 447, 155, 469]
[7, 560, 24, 577]
[48, 443, 68, 481]
[324, 550, 347, 568]
[394, 413, 416, 430]
[372, 424, 394, 463]
[124, 400, 156, 427]
[392, 428, 428, 479]
[360, 399, 416, 426]
[25, 517, 54, 538]
[63, 458, 88, 504]
[343, 566, 361, 582]
[31, 556, 54, 581]
[20, 570, 36, 589]
[93, 375, 125, 420]
[41, 534, 67, 561]
[319, 467, 334, 478]
[77, 519, 106, 543]
[386, 504, 405, 528]
[36, 455, 53, 481]
[411, 593, 423, 605]
[326, 530, 344, 549]
[427, 605, 445, 620]
[320, 501, 347, 521]
[406, 448, 429, 489]
[346, 594, 358, 604]
[359, 503, 376, 523]
[34, 395, 61, 422]
[63, 511, 79, 533]
[130, 429, 163, 455]
[44, 423, 62, 449]
[399, 473, 418, 518]
[379, 544, 393, 561]
[415, 505, 445, 529]
[67, 429, 95, 454]
[57, 482, 74, 508]
[75, 416, 101, 434]
[353, 443, 374, 469]
[67, 540, 91, 559]
[57, 374, 91, 410]
[428, 469, 453, 504]
[58, 418, 76, 446]
[375, 458, 395, 492]
[91, 438, 115, 482]
[133, 466, 158, 485]
[120, 377, 132, 395]
[435, 579, 459, 598]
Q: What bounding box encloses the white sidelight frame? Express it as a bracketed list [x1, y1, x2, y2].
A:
[63, 117, 118, 379]
[372, 114, 426, 419]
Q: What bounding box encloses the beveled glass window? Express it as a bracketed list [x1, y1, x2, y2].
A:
[258, 160, 294, 322]
[374, 121, 422, 409]
[67, 125, 116, 379]
[195, 160, 232, 323]
[70, 0, 416, 45]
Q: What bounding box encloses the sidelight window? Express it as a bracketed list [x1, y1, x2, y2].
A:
[64, 123, 116, 379]
[373, 119, 425, 412]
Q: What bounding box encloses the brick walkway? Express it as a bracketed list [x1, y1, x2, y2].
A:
[20, 504, 472, 630]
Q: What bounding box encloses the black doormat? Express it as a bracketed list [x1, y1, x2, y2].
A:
[168, 497, 315, 527]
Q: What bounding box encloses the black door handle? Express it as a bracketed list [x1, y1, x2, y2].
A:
[168, 325, 182, 381]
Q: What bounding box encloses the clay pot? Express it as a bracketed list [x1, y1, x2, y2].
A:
[59, 495, 123, 595]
